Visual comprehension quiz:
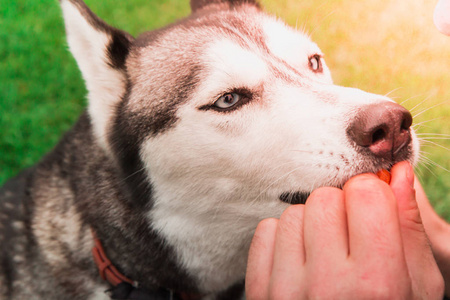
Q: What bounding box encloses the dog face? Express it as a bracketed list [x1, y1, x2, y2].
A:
[121, 3, 418, 205]
[61, 0, 419, 291]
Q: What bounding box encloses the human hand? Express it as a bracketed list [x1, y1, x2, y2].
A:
[246, 162, 444, 299]
[414, 177, 450, 296]
[434, 0, 450, 36]
[430, 0, 450, 293]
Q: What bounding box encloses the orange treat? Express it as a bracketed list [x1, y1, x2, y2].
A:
[376, 169, 391, 184]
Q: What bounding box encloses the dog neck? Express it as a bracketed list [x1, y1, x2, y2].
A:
[147, 186, 288, 293]
[91, 229, 203, 300]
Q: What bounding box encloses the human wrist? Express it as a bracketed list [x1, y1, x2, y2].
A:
[428, 221, 450, 296]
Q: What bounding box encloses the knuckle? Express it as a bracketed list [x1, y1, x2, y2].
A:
[249, 218, 277, 252]
[345, 173, 384, 190]
[344, 176, 395, 207]
[306, 186, 344, 211]
[256, 218, 279, 233]
[358, 275, 412, 300]
[276, 205, 304, 239]
[279, 204, 304, 224]
[268, 281, 300, 300]
[306, 285, 334, 300]
[308, 186, 343, 203]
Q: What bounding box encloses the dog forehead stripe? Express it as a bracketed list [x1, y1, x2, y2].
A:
[205, 39, 268, 88]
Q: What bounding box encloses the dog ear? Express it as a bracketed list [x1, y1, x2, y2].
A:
[60, 0, 134, 150]
[190, 0, 260, 13]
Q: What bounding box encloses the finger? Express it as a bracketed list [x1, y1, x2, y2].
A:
[303, 187, 348, 267]
[390, 162, 422, 233]
[344, 174, 404, 267]
[269, 205, 305, 298]
[246, 218, 278, 300]
[434, 0, 450, 36]
[390, 162, 444, 298]
[389, 162, 426, 264]
[413, 176, 448, 234]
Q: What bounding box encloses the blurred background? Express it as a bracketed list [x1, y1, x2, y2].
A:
[1, 0, 449, 219]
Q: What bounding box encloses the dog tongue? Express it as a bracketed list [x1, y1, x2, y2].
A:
[376, 169, 391, 184]
[434, 0, 450, 36]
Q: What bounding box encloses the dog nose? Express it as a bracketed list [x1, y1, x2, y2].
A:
[347, 102, 413, 159]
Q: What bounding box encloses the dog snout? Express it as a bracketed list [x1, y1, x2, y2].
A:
[347, 102, 413, 159]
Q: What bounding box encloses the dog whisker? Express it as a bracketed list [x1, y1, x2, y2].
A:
[120, 167, 147, 183]
[418, 158, 438, 178]
[420, 139, 450, 152]
[399, 93, 426, 106]
[420, 156, 450, 173]
[233, 163, 312, 224]
[417, 137, 450, 140]
[257, 164, 310, 201]
[413, 100, 449, 119]
[288, 149, 315, 154]
[418, 149, 432, 156]
[310, 9, 336, 37]
[407, 95, 432, 113]
[249, 160, 304, 197]
[413, 117, 443, 127]
[384, 87, 402, 99]
[416, 133, 450, 137]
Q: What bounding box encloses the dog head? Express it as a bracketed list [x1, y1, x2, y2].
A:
[61, 0, 419, 291]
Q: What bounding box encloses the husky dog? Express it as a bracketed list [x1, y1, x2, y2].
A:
[0, 0, 419, 299]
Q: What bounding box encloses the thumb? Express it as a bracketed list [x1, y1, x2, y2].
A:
[390, 161, 444, 298]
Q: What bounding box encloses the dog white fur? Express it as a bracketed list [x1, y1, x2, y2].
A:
[0, 0, 419, 298]
[62, 0, 419, 293]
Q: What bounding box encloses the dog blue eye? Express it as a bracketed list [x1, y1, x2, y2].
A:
[214, 93, 241, 109]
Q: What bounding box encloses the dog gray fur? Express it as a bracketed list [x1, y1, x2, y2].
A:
[0, 0, 418, 299]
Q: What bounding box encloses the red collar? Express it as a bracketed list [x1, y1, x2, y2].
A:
[91, 231, 202, 300]
[91, 231, 137, 287]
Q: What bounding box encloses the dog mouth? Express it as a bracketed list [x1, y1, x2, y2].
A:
[278, 168, 393, 205]
[279, 191, 311, 204]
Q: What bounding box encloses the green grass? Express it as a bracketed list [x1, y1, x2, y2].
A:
[0, 0, 189, 181]
[1, 0, 449, 219]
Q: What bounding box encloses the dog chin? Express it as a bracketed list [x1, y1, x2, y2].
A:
[278, 191, 310, 204]
[278, 156, 413, 205]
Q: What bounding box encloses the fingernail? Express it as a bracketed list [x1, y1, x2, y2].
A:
[405, 162, 414, 189]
